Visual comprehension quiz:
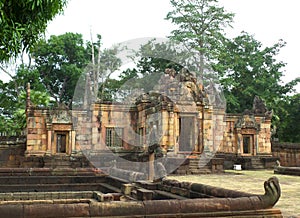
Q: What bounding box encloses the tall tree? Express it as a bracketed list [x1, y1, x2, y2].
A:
[166, 0, 234, 77]
[83, 43, 122, 103]
[212, 32, 298, 113]
[31, 32, 89, 107]
[86, 33, 102, 103]
[0, 0, 67, 62]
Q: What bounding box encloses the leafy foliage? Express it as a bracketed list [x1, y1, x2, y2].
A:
[0, 0, 67, 62]
[97, 46, 122, 100]
[0, 65, 50, 133]
[166, 0, 234, 76]
[275, 93, 300, 142]
[31, 33, 89, 106]
[212, 32, 295, 113]
[114, 40, 188, 97]
[136, 40, 186, 74]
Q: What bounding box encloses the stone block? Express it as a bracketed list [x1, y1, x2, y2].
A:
[24, 203, 90, 217]
[136, 188, 154, 201]
[0, 204, 23, 217]
[93, 192, 113, 202]
[170, 186, 189, 197]
[144, 199, 181, 215]
[121, 183, 133, 195]
[101, 193, 114, 202]
[90, 201, 144, 217]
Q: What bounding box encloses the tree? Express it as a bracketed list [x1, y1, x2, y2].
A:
[136, 39, 186, 75]
[115, 40, 188, 97]
[82, 43, 122, 103]
[0, 64, 46, 115]
[31, 32, 89, 107]
[166, 0, 234, 77]
[212, 32, 298, 113]
[276, 93, 300, 142]
[97, 46, 122, 100]
[0, 65, 50, 133]
[165, 0, 299, 140]
[0, 0, 67, 62]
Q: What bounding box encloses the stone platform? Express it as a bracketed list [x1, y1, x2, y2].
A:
[0, 167, 283, 217]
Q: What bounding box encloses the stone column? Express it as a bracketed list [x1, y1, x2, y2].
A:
[203, 106, 213, 152]
[254, 133, 258, 155]
[71, 130, 76, 154]
[46, 128, 52, 156]
[148, 153, 154, 181]
[236, 129, 242, 155]
[174, 113, 179, 154]
[168, 111, 174, 148]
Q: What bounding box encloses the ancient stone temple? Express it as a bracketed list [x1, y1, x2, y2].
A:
[25, 69, 276, 171]
[0, 72, 283, 217]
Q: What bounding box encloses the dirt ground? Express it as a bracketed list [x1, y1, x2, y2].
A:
[168, 170, 300, 218]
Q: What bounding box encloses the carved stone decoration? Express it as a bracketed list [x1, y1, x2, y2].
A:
[50, 109, 72, 123]
[235, 114, 260, 130]
[136, 68, 207, 112]
[253, 95, 268, 114]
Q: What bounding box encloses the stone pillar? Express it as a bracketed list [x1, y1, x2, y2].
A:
[174, 113, 179, 154]
[46, 128, 52, 155]
[168, 111, 174, 148]
[203, 106, 213, 152]
[148, 153, 154, 181]
[254, 133, 258, 155]
[196, 112, 202, 153]
[71, 130, 76, 154]
[236, 129, 242, 155]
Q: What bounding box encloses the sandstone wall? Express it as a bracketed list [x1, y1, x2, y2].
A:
[272, 142, 300, 167]
[0, 136, 26, 167]
[26, 108, 48, 155]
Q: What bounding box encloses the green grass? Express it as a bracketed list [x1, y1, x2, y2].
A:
[168, 170, 300, 217]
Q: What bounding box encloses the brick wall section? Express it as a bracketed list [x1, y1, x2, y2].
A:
[272, 142, 300, 167]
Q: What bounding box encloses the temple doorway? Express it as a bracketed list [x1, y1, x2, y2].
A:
[242, 135, 253, 155]
[179, 116, 195, 152]
[56, 132, 68, 153]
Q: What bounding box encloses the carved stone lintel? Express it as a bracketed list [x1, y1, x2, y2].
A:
[235, 114, 260, 130]
[50, 110, 71, 123]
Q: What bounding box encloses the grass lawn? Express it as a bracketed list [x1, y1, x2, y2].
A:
[168, 170, 300, 218]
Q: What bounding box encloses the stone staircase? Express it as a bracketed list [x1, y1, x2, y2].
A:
[188, 157, 211, 174]
[42, 154, 92, 168]
[250, 156, 265, 169]
[44, 155, 72, 168]
[0, 168, 107, 193]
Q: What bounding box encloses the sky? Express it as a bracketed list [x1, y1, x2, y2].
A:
[45, 0, 299, 91]
[2, 0, 300, 91]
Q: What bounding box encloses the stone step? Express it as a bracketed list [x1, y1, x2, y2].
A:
[189, 165, 210, 170]
[98, 182, 121, 193]
[189, 169, 211, 174]
[251, 165, 264, 169]
[0, 176, 106, 185]
[0, 191, 94, 201]
[0, 168, 102, 177]
[0, 183, 105, 193]
[251, 158, 265, 169]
